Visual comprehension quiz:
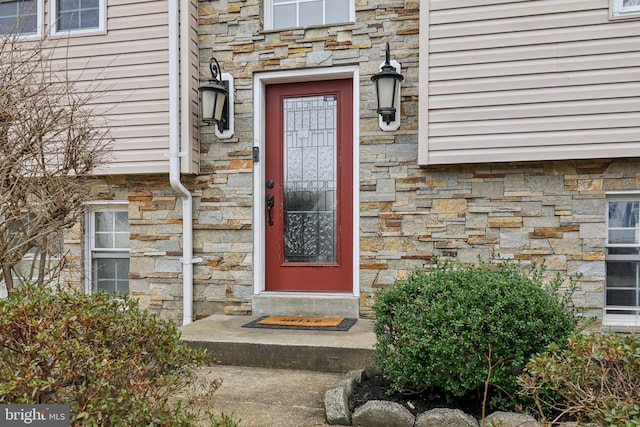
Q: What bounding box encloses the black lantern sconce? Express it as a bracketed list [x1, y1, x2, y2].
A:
[199, 57, 234, 138]
[371, 42, 404, 131]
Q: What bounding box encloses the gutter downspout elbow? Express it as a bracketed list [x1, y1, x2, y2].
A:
[168, 0, 196, 326]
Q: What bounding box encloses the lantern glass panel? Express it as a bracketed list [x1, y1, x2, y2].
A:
[376, 76, 397, 111]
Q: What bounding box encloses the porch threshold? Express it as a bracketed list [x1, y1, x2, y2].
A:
[180, 314, 375, 373]
[252, 292, 360, 318]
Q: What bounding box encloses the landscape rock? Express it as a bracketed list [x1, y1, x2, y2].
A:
[335, 376, 357, 395]
[335, 369, 365, 395]
[485, 411, 539, 427]
[345, 368, 367, 384]
[352, 400, 415, 427]
[324, 387, 350, 425]
[415, 408, 479, 427]
[363, 365, 381, 379]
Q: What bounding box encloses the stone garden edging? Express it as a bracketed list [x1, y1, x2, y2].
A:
[324, 369, 599, 427]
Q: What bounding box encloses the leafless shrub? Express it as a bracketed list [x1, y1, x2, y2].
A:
[0, 34, 111, 289]
[518, 333, 640, 426]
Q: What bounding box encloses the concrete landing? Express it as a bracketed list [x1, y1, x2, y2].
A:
[180, 315, 376, 373]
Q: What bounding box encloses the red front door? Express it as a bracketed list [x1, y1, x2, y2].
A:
[265, 79, 353, 292]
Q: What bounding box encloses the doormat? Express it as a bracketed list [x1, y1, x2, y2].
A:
[242, 316, 357, 331]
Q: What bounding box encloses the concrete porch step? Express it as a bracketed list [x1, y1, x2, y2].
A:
[180, 314, 376, 373]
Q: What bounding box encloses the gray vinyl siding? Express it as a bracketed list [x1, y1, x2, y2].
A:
[418, 0, 640, 165]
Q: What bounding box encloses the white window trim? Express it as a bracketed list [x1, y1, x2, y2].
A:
[264, 0, 355, 31]
[604, 194, 640, 327]
[50, 0, 106, 36]
[610, 0, 640, 19]
[0, 0, 43, 39]
[84, 202, 129, 294]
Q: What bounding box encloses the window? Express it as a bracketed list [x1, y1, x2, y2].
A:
[52, 0, 103, 33]
[5, 214, 62, 286]
[605, 198, 640, 325]
[612, 0, 640, 17]
[0, 0, 40, 36]
[88, 207, 130, 295]
[265, 0, 354, 30]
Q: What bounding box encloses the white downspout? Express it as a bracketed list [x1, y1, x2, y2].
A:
[168, 0, 196, 326]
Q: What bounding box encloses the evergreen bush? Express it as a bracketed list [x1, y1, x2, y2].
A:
[0, 284, 224, 426]
[372, 258, 581, 408]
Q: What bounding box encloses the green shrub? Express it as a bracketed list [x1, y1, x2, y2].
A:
[372, 258, 581, 408]
[518, 333, 640, 426]
[0, 284, 217, 426]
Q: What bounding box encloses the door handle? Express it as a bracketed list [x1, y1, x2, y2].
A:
[266, 194, 274, 226]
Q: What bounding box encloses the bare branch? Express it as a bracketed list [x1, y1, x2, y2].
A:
[0, 33, 111, 288]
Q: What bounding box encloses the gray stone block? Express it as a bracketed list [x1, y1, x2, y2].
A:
[484, 411, 539, 427]
[415, 408, 479, 427]
[324, 387, 350, 425]
[345, 368, 367, 384]
[335, 376, 357, 395]
[352, 400, 415, 427]
[335, 369, 365, 395]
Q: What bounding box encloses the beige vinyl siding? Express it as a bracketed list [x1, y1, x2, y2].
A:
[45, 0, 198, 175]
[418, 0, 640, 165]
[180, 0, 199, 174]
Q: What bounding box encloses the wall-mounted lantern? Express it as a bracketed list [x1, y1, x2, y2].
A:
[199, 57, 234, 138]
[371, 42, 404, 131]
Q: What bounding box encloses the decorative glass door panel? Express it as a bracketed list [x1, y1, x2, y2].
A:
[265, 80, 353, 292]
[283, 95, 337, 263]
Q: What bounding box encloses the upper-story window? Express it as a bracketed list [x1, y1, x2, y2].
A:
[265, 0, 354, 30]
[52, 0, 104, 34]
[0, 0, 40, 36]
[612, 0, 640, 17]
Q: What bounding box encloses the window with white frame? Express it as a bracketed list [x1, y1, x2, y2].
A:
[612, 0, 640, 17]
[88, 207, 130, 295]
[0, 0, 40, 36]
[265, 0, 354, 30]
[5, 214, 63, 286]
[52, 0, 103, 33]
[606, 198, 640, 323]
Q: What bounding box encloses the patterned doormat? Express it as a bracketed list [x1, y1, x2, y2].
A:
[242, 316, 357, 331]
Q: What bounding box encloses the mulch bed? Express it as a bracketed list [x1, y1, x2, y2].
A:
[349, 373, 485, 418]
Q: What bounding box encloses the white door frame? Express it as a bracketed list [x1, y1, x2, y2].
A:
[252, 66, 360, 296]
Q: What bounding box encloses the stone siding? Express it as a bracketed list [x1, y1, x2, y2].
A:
[359, 158, 634, 319]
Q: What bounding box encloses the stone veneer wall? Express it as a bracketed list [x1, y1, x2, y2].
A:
[358, 158, 635, 320]
[72, 157, 639, 323]
[63, 1, 640, 323]
[195, 0, 420, 320]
